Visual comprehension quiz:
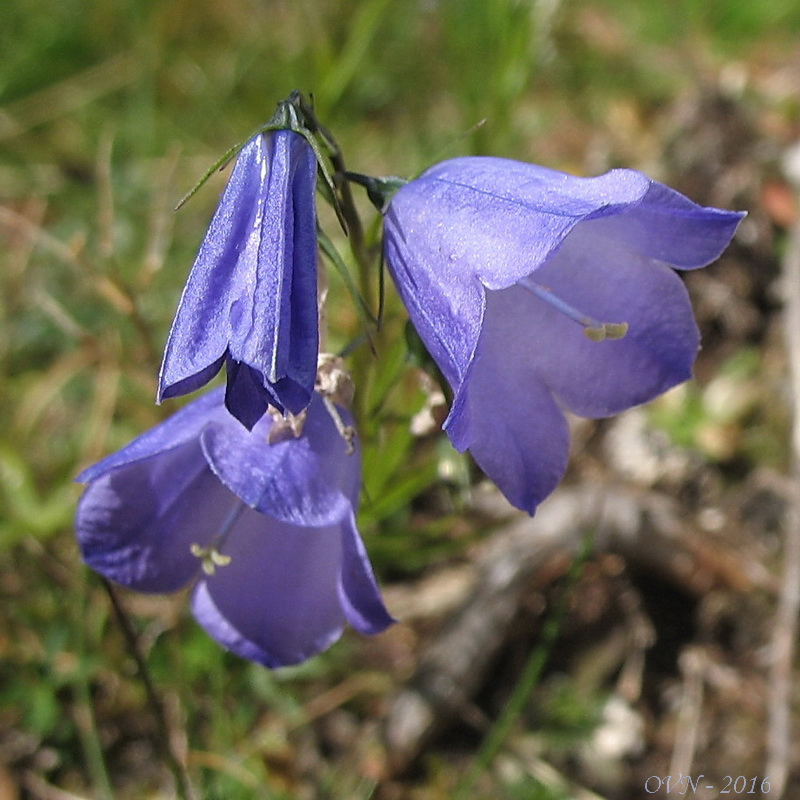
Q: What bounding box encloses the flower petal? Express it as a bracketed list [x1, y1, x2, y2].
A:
[224, 357, 272, 430]
[445, 320, 570, 515]
[383, 160, 650, 388]
[76, 437, 238, 592]
[190, 510, 349, 668]
[384, 158, 743, 395]
[250, 130, 320, 408]
[158, 130, 319, 424]
[158, 137, 268, 400]
[594, 180, 746, 270]
[201, 393, 358, 526]
[507, 221, 700, 417]
[76, 388, 226, 484]
[337, 510, 395, 634]
[384, 206, 485, 389]
[384, 156, 743, 514]
[387, 158, 652, 286]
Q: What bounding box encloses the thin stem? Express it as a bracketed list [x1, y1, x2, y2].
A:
[74, 570, 114, 800]
[453, 532, 594, 799]
[102, 578, 196, 800]
[297, 95, 368, 278]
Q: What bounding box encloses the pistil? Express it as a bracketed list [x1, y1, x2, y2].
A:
[519, 277, 628, 341]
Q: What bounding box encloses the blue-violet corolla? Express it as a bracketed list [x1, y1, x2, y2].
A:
[383, 157, 744, 514]
[159, 130, 319, 428]
[75, 389, 392, 667]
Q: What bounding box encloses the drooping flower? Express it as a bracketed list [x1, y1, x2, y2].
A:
[383, 157, 744, 514]
[75, 389, 393, 668]
[158, 129, 319, 429]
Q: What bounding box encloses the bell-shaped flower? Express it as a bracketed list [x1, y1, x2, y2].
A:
[75, 389, 393, 668]
[158, 129, 319, 429]
[383, 157, 744, 514]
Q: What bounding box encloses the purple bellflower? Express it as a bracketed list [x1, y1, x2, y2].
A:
[158, 129, 319, 429]
[383, 157, 744, 514]
[75, 389, 393, 668]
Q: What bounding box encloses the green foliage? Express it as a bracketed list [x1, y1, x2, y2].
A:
[597, 0, 800, 51]
[530, 677, 606, 749]
[501, 778, 572, 800]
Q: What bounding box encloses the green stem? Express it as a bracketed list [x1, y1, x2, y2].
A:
[297, 94, 369, 282]
[327, 146, 371, 304]
[453, 532, 595, 799]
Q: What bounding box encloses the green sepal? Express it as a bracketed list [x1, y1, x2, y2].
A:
[345, 172, 408, 213]
[173, 141, 243, 211]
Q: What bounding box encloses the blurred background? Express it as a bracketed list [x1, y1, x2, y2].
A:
[3, 0, 800, 797]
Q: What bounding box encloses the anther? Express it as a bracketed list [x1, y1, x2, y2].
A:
[189, 501, 246, 574]
[584, 322, 629, 342]
[190, 544, 232, 575]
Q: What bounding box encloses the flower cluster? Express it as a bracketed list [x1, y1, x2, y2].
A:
[76, 94, 743, 667]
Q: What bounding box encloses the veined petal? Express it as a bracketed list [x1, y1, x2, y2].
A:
[200, 394, 358, 526]
[158, 137, 270, 400]
[224, 357, 273, 431]
[596, 180, 746, 269]
[383, 205, 485, 389]
[383, 159, 652, 388]
[76, 386, 391, 666]
[158, 130, 319, 425]
[236, 130, 319, 413]
[384, 155, 743, 514]
[387, 159, 650, 287]
[190, 511, 349, 668]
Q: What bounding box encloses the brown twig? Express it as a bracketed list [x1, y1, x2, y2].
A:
[383, 482, 769, 774]
[22, 771, 92, 800]
[668, 647, 706, 779]
[766, 217, 800, 796]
